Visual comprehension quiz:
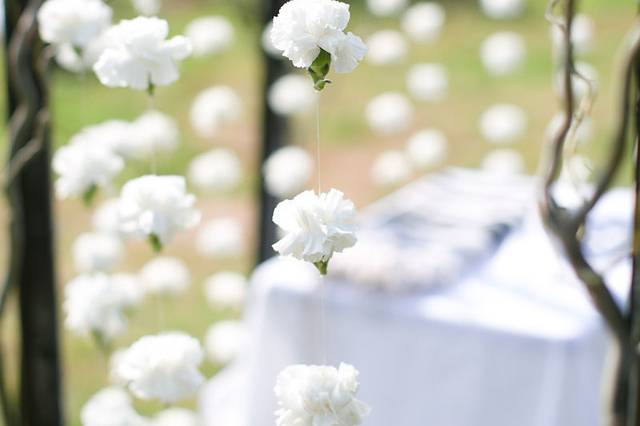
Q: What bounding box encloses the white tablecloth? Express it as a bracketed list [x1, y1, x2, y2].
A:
[200, 189, 632, 426]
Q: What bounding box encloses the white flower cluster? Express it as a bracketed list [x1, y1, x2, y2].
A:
[64, 273, 141, 343]
[204, 320, 247, 365]
[271, 0, 367, 89]
[93, 17, 192, 92]
[275, 363, 370, 426]
[365, 92, 413, 135]
[196, 218, 244, 258]
[204, 271, 247, 310]
[273, 189, 357, 274]
[139, 256, 191, 297]
[113, 332, 204, 403]
[185, 16, 234, 57]
[81, 386, 148, 426]
[479, 103, 527, 144]
[268, 74, 318, 116]
[53, 134, 123, 202]
[117, 175, 201, 250]
[480, 32, 526, 76]
[190, 86, 242, 139]
[72, 231, 123, 273]
[188, 148, 242, 194]
[263, 146, 313, 199]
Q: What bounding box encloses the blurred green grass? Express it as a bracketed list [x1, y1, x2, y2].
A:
[0, 0, 638, 424]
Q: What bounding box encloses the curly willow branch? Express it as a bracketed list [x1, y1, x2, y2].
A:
[539, 0, 640, 343]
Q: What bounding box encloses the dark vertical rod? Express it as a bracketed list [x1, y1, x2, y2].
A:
[4, 1, 64, 425]
[256, 0, 289, 264]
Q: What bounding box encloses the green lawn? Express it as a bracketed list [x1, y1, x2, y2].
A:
[0, 0, 638, 424]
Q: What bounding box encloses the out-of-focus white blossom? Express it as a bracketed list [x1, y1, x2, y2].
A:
[204, 272, 247, 310]
[196, 218, 245, 258]
[480, 31, 526, 76]
[93, 198, 128, 237]
[188, 148, 242, 194]
[366, 0, 407, 16]
[112, 273, 146, 308]
[190, 86, 242, 139]
[401, 2, 445, 43]
[263, 146, 313, 199]
[73, 232, 123, 273]
[479, 0, 525, 20]
[117, 175, 200, 249]
[365, 92, 413, 135]
[551, 13, 594, 54]
[53, 136, 124, 201]
[114, 332, 204, 403]
[555, 61, 598, 102]
[406, 63, 447, 102]
[93, 17, 191, 91]
[53, 43, 86, 72]
[546, 112, 592, 144]
[130, 110, 180, 159]
[274, 363, 371, 426]
[185, 16, 234, 57]
[153, 408, 198, 426]
[82, 120, 138, 158]
[270, 0, 367, 74]
[262, 22, 282, 57]
[406, 129, 448, 169]
[366, 30, 408, 65]
[81, 386, 148, 426]
[204, 320, 247, 365]
[268, 74, 318, 116]
[132, 0, 161, 16]
[479, 103, 527, 144]
[64, 274, 133, 341]
[139, 256, 190, 297]
[481, 149, 525, 175]
[38, 0, 112, 48]
[273, 188, 357, 273]
[371, 150, 411, 187]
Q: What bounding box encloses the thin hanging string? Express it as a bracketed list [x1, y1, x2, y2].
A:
[316, 95, 322, 193]
[315, 92, 328, 364]
[148, 92, 158, 175]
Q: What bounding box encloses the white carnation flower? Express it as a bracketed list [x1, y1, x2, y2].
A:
[401, 2, 445, 43]
[64, 274, 133, 342]
[405, 129, 448, 169]
[53, 135, 124, 202]
[185, 16, 234, 57]
[139, 256, 190, 297]
[365, 92, 413, 135]
[480, 31, 526, 76]
[188, 148, 242, 194]
[73, 232, 123, 273]
[263, 146, 313, 199]
[481, 149, 525, 175]
[274, 363, 371, 426]
[132, 0, 161, 16]
[262, 22, 282, 57]
[114, 332, 205, 403]
[130, 110, 180, 159]
[53, 43, 86, 72]
[366, 0, 407, 16]
[366, 30, 408, 65]
[268, 74, 318, 116]
[406, 63, 447, 102]
[93, 17, 192, 91]
[112, 273, 146, 308]
[270, 0, 367, 85]
[37, 0, 112, 48]
[273, 188, 357, 273]
[196, 218, 245, 258]
[204, 272, 247, 310]
[81, 386, 148, 426]
[479, 103, 527, 144]
[550, 13, 594, 55]
[371, 150, 411, 187]
[117, 175, 200, 250]
[190, 86, 242, 139]
[204, 320, 247, 365]
[153, 408, 198, 426]
[479, 0, 525, 19]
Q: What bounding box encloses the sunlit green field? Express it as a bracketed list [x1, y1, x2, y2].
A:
[0, 0, 637, 424]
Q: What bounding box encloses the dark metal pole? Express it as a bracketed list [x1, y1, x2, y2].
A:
[256, 0, 289, 264]
[4, 1, 64, 425]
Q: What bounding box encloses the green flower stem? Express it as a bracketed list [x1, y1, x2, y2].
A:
[314, 260, 328, 276]
[82, 184, 98, 207]
[308, 49, 332, 91]
[149, 234, 163, 253]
